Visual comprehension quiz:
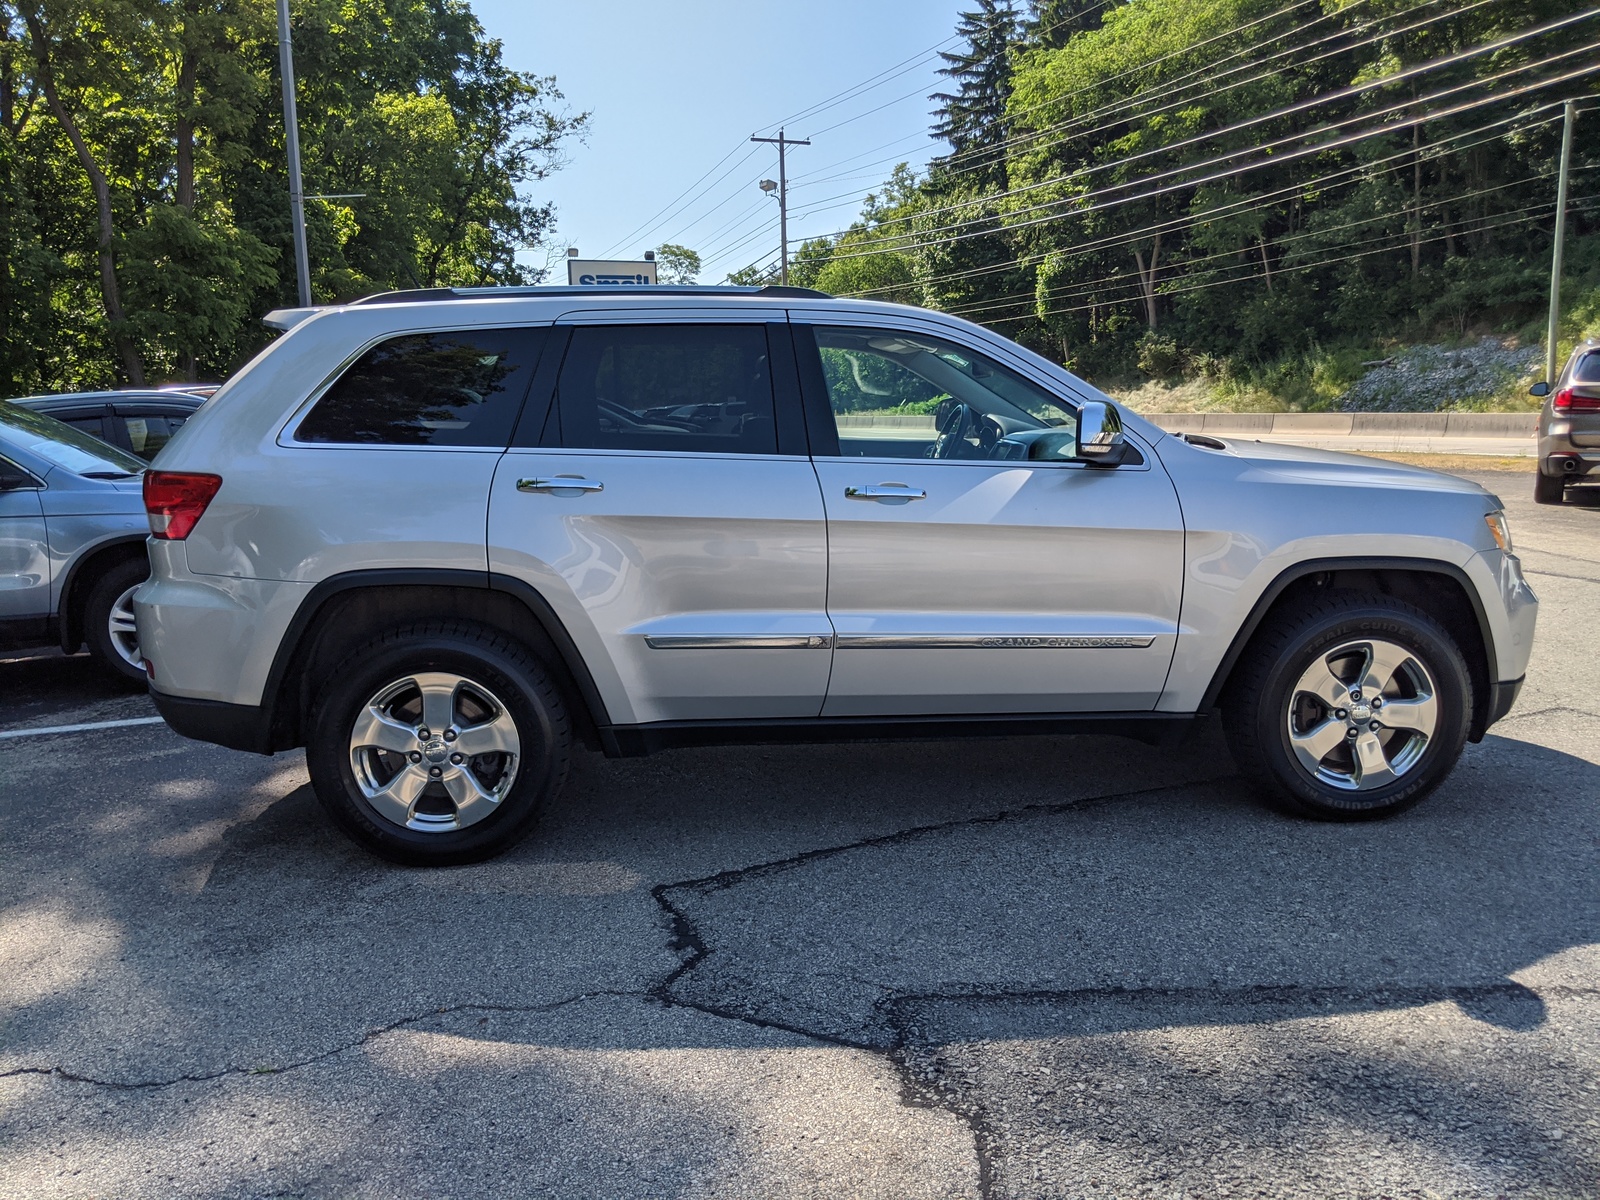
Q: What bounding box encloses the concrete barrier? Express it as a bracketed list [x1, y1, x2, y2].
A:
[1139, 411, 1539, 456]
[1139, 411, 1536, 436]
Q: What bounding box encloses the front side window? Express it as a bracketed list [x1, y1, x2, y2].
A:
[553, 324, 777, 454]
[296, 328, 544, 447]
[811, 325, 1080, 462]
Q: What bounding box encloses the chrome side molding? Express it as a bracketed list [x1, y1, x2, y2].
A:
[837, 634, 1156, 649]
[645, 634, 834, 650]
[643, 632, 1156, 650]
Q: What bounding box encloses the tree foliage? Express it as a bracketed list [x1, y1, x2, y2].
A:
[815, 0, 1598, 385]
[0, 0, 586, 391]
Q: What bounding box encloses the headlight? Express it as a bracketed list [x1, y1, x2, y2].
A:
[1485, 510, 1513, 554]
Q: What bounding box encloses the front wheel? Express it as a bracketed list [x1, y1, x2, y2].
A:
[1223, 592, 1472, 820]
[305, 622, 571, 865]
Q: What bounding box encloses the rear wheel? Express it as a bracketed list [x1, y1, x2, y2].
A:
[305, 621, 570, 865]
[1223, 592, 1472, 820]
[1534, 470, 1565, 505]
[83, 556, 148, 683]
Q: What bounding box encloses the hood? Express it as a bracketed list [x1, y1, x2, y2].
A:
[1194, 434, 1497, 502]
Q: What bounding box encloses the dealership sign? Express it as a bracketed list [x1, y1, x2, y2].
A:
[567, 258, 658, 286]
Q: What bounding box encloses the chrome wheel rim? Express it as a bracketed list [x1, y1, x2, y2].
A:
[1286, 638, 1438, 792]
[108, 584, 142, 669]
[348, 672, 520, 833]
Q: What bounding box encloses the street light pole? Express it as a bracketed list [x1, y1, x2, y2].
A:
[751, 128, 809, 285]
[1545, 99, 1577, 386]
[277, 0, 312, 308]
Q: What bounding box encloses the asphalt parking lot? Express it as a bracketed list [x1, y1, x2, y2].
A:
[2, 464, 1596, 1200]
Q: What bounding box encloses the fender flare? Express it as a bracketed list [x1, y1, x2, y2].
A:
[258, 567, 611, 751]
[1197, 555, 1496, 715]
[57, 534, 150, 653]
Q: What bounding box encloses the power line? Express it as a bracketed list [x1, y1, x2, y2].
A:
[783, 0, 1480, 222]
[839, 107, 1566, 297]
[960, 198, 1599, 324]
[939, 165, 1595, 318]
[598, 141, 759, 259]
[814, 9, 1600, 256]
[819, 51, 1600, 264]
[931, 0, 1493, 187]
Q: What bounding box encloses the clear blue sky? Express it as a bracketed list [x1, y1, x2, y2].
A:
[469, 0, 968, 281]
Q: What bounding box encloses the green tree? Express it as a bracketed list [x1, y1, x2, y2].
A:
[655, 242, 700, 284]
[0, 0, 587, 389]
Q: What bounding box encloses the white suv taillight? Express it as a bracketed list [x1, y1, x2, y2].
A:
[143, 470, 222, 540]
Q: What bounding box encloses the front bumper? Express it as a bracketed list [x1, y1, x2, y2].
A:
[151, 688, 275, 755]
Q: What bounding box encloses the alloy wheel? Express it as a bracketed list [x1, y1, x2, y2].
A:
[348, 671, 521, 832]
[1285, 637, 1438, 791]
[108, 584, 142, 670]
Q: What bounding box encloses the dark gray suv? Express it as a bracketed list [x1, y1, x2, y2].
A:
[1533, 338, 1600, 504]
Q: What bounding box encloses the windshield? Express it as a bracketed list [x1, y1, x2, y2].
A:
[0, 400, 146, 477]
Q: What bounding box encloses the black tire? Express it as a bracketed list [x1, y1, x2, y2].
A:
[1222, 591, 1472, 821]
[83, 555, 149, 683]
[1534, 469, 1565, 505]
[305, 621, 570, 865]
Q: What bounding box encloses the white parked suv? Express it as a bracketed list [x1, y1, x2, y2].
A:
[135, 286, 1538, 864]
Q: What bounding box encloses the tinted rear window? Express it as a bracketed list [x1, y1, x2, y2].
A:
[553, 324, 778, 455]
[1573, 352, 1600, 385]
[296, 328, 545, 446]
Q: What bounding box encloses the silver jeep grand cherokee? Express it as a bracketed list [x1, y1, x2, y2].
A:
[135, 286, 1538, 864]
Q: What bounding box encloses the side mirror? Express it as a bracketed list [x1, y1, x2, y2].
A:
[1529, 381, 1551, 397]
[1075, 400, 1126, 464]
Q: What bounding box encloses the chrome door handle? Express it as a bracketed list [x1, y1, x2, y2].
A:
[517, 477, 604, 493]
[845, 484, 926, 501]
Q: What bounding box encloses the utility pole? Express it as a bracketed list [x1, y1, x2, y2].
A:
[751, 128, 809, 285]
[277, 0, 312, 307]
[1545, 99, 1577, 386]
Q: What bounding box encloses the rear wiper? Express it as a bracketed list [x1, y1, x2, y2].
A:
[80, 470, 141, 480]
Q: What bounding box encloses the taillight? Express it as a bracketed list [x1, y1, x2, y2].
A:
[1553, 388, 1600, 413]
[143, 470, 222, 540]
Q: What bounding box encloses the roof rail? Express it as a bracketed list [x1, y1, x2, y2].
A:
[347, 284, 832, 304]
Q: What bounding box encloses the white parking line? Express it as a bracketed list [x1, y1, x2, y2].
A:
[0, 715, 167, 740]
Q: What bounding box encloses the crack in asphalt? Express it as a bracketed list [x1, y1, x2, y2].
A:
[642, 776, 1241, 1199]
[639, 770, 1595, 1198]
[0, 990, 646, 1092]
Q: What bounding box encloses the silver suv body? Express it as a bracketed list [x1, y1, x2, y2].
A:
[135, 287, 1538, 863]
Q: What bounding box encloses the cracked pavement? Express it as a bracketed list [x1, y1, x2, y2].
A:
[2, 467, 1597, 1199]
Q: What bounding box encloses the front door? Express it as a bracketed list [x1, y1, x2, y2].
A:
[795, 321, 1185, 717]
[0, 459, 50, 630]
[488, 318, 832, 726]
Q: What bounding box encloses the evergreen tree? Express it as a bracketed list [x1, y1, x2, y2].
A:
[1026, 0, 1108, 50]
[929, 0, 1020, 182]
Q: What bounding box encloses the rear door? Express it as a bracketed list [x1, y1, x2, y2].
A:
[795, 319, 1185, 717]
[488, 315, 830, 725]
